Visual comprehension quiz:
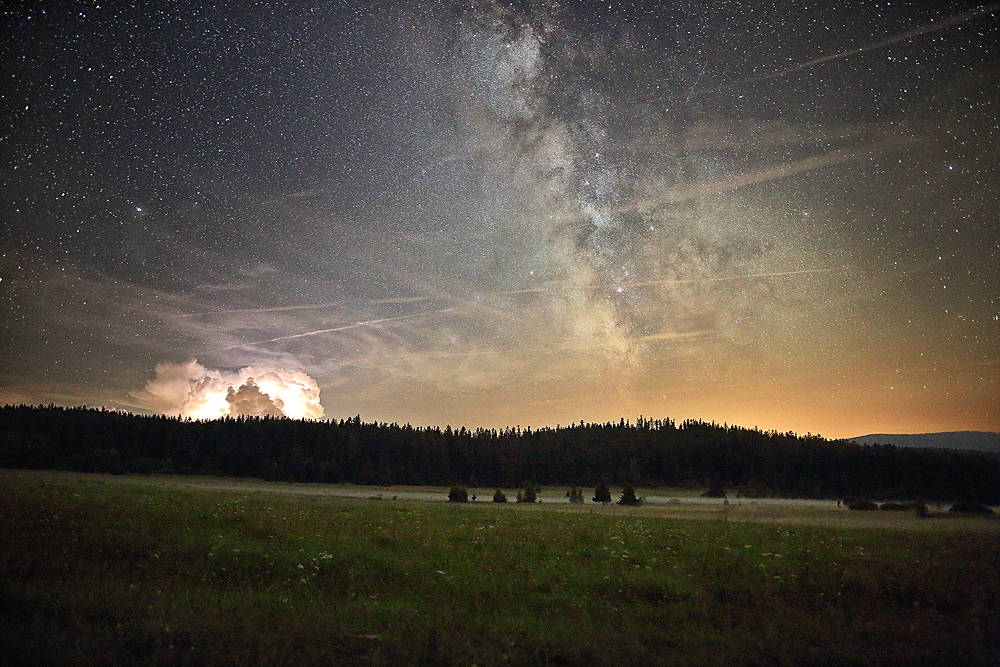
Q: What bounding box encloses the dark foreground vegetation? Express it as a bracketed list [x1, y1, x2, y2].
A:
[2, 405, 998, 502]
[1, 471, 997, 667]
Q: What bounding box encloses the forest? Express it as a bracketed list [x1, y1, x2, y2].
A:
[1, 405, 996, 503]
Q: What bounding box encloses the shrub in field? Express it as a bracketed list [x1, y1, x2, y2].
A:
[879, 502, 910, 511]
[492, 489, 508, 503]
[566, 487, 585, 503]
[738, 485, 775, 498]
[846, 499, 878, 510]
[517, 486, 537, 503]
[448, 486, 468, 502]
[618, 483, 642, 506]
[123, 457, 168, 474]
[949, 502, 995, 515]
[702, 479, 727, 498]
[592, 483, 612, 504]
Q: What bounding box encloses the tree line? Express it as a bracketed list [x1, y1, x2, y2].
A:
[1, 405, 996, 502]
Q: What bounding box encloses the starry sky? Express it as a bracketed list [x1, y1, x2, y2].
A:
[2, 1, 998, 437]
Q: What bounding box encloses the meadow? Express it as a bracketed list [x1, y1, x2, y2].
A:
[1, 470, 997, 666]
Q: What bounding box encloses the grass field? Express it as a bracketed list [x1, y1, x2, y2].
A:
[1, 470, 997, 666]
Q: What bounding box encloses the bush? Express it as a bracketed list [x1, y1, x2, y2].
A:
[702, 475, 726, 498]
[492, 489, 507, 503]
[124, 457, 166, 475]
[948, 502, 995, 515]
[846, 499, 878, 510]
[737, 485, 775, 499]
[618, 483, 642, 506]
[878, 502, 910, 511]
[592, 483, 612, 504]
[448, 486, 468, 503]
[517, 486, 537, 503]
[566, 487, 585, 503]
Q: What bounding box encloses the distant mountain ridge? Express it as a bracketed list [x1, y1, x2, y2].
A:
[847, 431, 1000, 453]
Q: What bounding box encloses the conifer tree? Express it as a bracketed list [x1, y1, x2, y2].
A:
[592, 482, 612, 504]
[618, 483, 642, 506]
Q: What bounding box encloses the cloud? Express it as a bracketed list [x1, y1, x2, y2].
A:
[134, 360, 324, 420]
[226, 379, 285, 418]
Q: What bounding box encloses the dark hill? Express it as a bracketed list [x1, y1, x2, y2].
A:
[2, 405, 998, 503]
[847, 431, 1000, 454]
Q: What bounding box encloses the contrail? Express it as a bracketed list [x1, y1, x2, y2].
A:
[491, 268, 847, 297]
[627, 267, 847, 288]
[174, 296, 429, 319]
[217, 270, 846, 350]
[639, 331, 720, 343]
[224, 307, 455, 349]
[546, 134, 916, 229]
[175, 302, 344, 318]
[698, 3, 999, 95]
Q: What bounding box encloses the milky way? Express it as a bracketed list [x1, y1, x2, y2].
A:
[1, 1, 998, 436]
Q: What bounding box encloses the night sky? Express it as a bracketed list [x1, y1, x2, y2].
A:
[2, 1, 998, 438]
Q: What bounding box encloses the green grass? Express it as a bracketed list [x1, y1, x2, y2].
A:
[1, 471, 997, 666]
